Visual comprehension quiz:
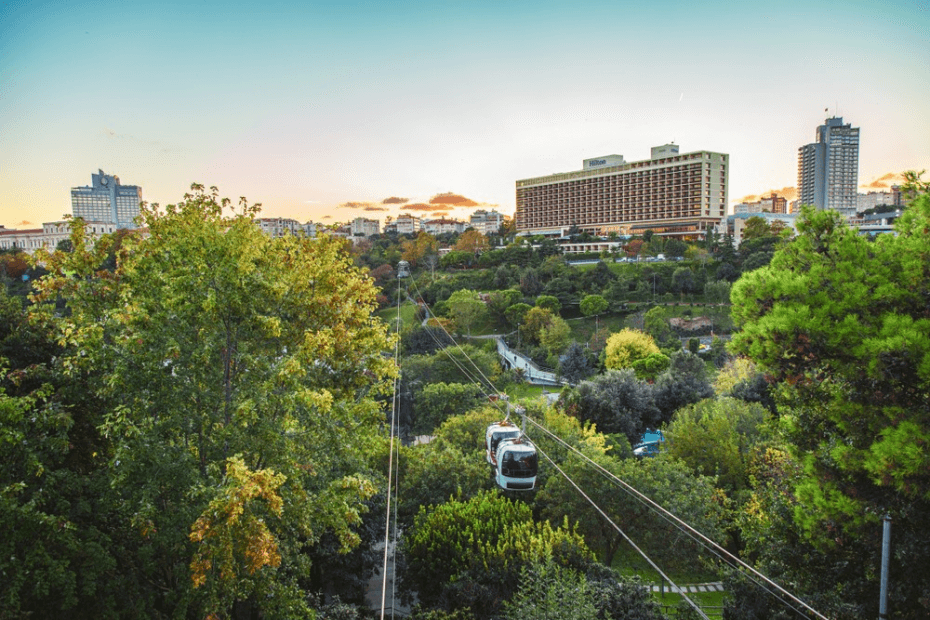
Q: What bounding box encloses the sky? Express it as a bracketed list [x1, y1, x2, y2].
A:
[2, 0, 929, 228]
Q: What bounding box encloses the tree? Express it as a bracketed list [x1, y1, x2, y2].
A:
[603, 329, 661, 370]
[539, 315, 571, 357]
[504, 302, 532, 329]
[730, 197, 930, 617]
[453, 228, 489, 255]
[411, 382, 485, 434]
[486, 288, 522, 323]
[402, 230, 438, 268]
[741, 216, 771, 241]
[501, 560, 598, 620]
[653, 350, 715, 423]
[519, 267, 542, 296]
[445, 288, 487, 335]
[643, 306, 674, 346]
[559, 341, 595, 384]
[401, 491, 592, 613]
[580, 294, 608, 333]
[535, 294, 561, 313]
[540, 452, 725, 572]
[29, 185, 396, 617]
[520, 306, 556, 346]
[672, 266, 696, 299]
[560, 369, 659, 444]
[666, 397, 770, 494]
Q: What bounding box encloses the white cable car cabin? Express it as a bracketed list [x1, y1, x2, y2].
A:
[486, 421, 521, 466]
[495, 438, 538, 491]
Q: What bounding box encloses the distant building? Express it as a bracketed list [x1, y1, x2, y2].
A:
[71, 170, 142, 228]
[722, 212, 798, 247]
[0, 220, 120, 254]
[857, 191, 895, 213]
[515, 144, 728, 240]
[395, 214, 420, 235]
[255, 217, 302, 237]
[733, 193, 788, 215]
[469, 209, 506, 235]
[350, 217, 380, 238]
[422, 218, 465, 235]
[797, 117, 860, 217]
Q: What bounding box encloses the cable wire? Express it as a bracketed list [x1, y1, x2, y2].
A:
[380, 276, 404, 620]
[533, 441, 710, 620]
[526, 415, 829, 620]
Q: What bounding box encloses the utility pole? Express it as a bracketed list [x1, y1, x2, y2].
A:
[879, 515, 891, 620]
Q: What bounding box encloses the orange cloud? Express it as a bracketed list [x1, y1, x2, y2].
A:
[861, 172, 904, 191]
[339, 201, 378, 209]
[382, 196, 409, 204]
[322, 215, 332, 219]
[363, 205, 388, 212]
[429, 192, 479, 207]
[737, 186, 798, 203]
[401, 202, 446, 212]
[16, 220, 35, 227]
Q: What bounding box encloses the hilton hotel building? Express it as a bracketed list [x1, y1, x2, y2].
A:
[515, 144, 728, 239]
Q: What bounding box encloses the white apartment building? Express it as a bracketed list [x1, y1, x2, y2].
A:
[395, 214, 420, 234]
[0, 220, 120, 254]
[255, 217, 303, 237]
[469, 209, 506, 235]
[350, 217, 380, 238]
[422, 218, 466, 235]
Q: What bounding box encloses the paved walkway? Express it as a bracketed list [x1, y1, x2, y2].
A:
[649, 581, 724, 594]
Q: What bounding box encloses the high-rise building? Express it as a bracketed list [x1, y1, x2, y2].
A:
[515, 144, 728, 239]
[797, 117, 859, 216]
[70, 170, 142, 228]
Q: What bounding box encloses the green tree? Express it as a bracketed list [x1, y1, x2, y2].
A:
[30, 185, 396, 618]
[504, 301, 533, 329]
[540, 453, 725, 571]
[402, 230, 438, 268]
[559, 370, 659, 444]
[666, 397, 770, 494]
[445, 289, 487, 335]
[730, 197, 930, 617]
[502, 560, 598, 620]
[558, 341, 595, 384]
[401, 491, 593, 612]
[520, 306, 556, 346]
[643, 306, 674, 346]
[412, 381, 485, 434]
[539, 314, 571, 357]
[580, 294, 608, 333]
[535, 293, 561, 313]
[603, 328, 661, 370]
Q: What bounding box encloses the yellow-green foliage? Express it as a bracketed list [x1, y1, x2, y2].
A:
[603, 328, 660, 370]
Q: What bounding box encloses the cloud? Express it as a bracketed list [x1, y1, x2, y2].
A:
[322, 215, 332, 219]
[339, 201, 378, 209]
[430, 212, 449, 218]
[16, 220, 35, 227]
[429, 192, 479, 207]
[737, 186, 798, 203]
[861, 172, 904, 190]
[363, 205, 388, 212]
[401, 202, 447, 212]
[382, 196, 409, 205]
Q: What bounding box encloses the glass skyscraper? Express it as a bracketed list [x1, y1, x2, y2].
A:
[70, 170, 142, 228]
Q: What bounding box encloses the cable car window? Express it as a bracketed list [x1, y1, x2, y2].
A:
[501, 451, 538, 478]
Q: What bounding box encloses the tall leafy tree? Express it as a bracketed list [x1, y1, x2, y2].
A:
[730, 197, 930, 617]
[30, 185, 396, 618]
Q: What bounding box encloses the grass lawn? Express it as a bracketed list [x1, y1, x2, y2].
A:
[375, 301, 419, 333]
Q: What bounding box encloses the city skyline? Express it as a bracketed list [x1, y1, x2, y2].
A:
[2, 1, 929, 229]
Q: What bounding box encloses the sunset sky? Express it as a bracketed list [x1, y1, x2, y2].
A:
[2, 0, 929, 228]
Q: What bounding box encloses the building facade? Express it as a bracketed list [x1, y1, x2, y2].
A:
[469, 209, 506, 235]
[71, 170, 142, 228]
[797, 117, 860, 217]
[733, 193, 788, 215]
[515, 144, 728, 239]
[350, 217, 380, 238]
[255, 217, 303, 237]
